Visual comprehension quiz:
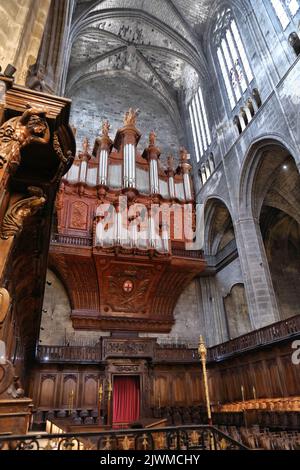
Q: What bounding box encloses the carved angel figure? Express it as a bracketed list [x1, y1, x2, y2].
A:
[0, 105, 50, 173]
[180, 147, 190, 162]
[124, 108, 139, 127]
[102, 120, 111, 137]
[149, 130, 156, 146]
[0, 187, 46, 239]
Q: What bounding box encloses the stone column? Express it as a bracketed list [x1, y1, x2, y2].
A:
[197, 277, 229, 347]
[234, 217, 280, 329]
[0, 0, 51, 85]
[33, 0, 76, 94]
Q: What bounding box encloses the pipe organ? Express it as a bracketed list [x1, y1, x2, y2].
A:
[54, 109, 205, 333]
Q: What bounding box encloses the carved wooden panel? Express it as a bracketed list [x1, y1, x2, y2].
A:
[70, 201, 88, 230]
[190, 375, 202, 403]
[61, 374, 78, 407]
[173, 375, 185, 403]
[154, 376, 169, 408]
[39, 376, 56, 408]
[83, 375, 98, 408]
[265, 359, 284, 397]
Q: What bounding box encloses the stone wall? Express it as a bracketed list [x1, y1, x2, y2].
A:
[40, 270, 108, 346]
[69, 76, 181, 160]
[0, 0, 51, 85]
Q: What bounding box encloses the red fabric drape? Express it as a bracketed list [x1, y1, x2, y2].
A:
[113, 376, 140, 425]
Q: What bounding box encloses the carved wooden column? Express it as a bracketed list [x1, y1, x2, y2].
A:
[78, 138, 92, 186]
[93, 121, 113, 187]
[0, 77, 75, 434]
[114, 109, 141, 189]
[142, 131, 160, 194]
[179, 147, 193, 202]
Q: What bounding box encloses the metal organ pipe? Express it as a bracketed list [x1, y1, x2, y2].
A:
[79, 160, 87, 183]
[168, 176, 175, 199]
[183, 173, 192, 201]
[150, 159, 159, 194]
[98, 149, 108, 185]
[123, 144, 136, 188]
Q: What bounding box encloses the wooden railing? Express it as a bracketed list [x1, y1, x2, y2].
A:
[154, 346, 198, 363]
[51, 234, 93, 247]
[36, 315, 300, 364]
[50, 233, 203, 259]
[207, 314, 300, 362]
[36, 345, 102, 363]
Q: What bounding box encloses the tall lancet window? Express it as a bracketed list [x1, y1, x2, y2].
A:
[188, 86, 211, 163]
[213, 8, 254, 110]
[270, 0, 299, 29]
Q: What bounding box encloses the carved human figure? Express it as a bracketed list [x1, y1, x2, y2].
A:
[124, 108, 139, 126]
[0, 105, 50, 173]
[149, 130, 156, 146]
[102, 120, 111, 137]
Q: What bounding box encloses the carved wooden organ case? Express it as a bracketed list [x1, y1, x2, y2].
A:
[51, 110, 206, 333]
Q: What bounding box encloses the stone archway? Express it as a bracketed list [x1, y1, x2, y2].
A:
[259, 156, 300, 320]
[239, 139, 300, 323]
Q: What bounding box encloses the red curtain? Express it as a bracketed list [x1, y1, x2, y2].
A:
[113, 376, 140, 426]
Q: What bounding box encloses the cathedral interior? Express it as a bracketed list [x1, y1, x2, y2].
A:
[0, 0, 300, 452]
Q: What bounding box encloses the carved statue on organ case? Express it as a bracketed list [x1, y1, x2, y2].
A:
[149, 130, 156, 146]
[102, 120, 111, 137]
[0, 105, 50, 172]
[124, 108, 140, 127]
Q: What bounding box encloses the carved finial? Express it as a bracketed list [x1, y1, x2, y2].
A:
[180, 147, 190, 162]
[101, 120, 110, 137]
[124, 108, 139, 126]
[149, 130, 156, 146]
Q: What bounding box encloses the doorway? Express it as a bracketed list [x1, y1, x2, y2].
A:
[112, 375, 140, 426]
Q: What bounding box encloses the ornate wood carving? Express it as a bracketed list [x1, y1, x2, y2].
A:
[70, 201, 88, 230]
[50, 107, 204, 333]
[0, 78, 75, 401]
[105, 265, 152, 314]
[124, 108, 139, 127]
[102, 338, 155, 360]
[0, 187, 46, 239]
[0, 105, 50, 173]
[0, 287, 10, 324]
